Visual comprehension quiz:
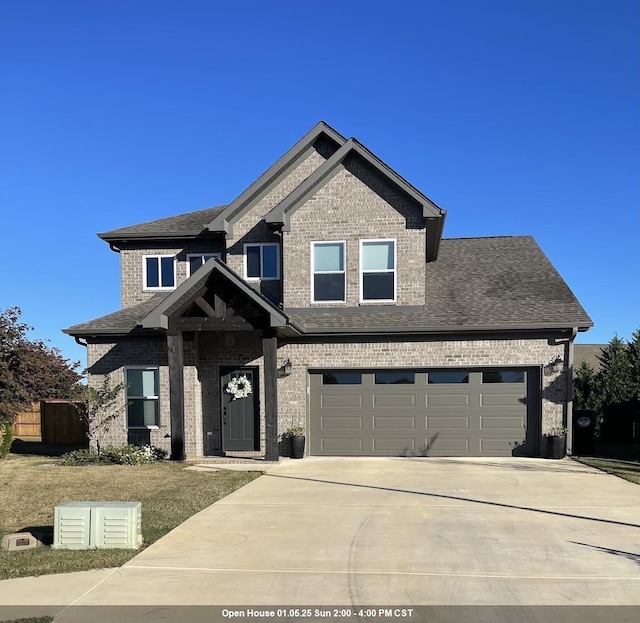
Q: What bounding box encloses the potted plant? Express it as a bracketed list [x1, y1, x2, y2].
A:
[543, 426, 568, 459]
[284, 425, 305, 459]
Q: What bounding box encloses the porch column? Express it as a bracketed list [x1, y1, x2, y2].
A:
[262, 332, 278, 461]
[167, 331, 186, 461]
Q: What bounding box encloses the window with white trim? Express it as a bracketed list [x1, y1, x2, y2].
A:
[144, 255, 176, 289]
[125, 367, 159, 428]
[360, 239, 396, 302]
[312, 241, 345, 302]
[244, 243, 279, 280]
[187, 253, 221, 277]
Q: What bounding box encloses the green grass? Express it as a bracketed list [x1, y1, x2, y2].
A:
[0, 453, 261, 580]
[573, 457, 640, 484]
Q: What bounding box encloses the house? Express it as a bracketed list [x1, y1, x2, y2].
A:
[574, 344, 605, 372]
[64, 121, 593, 460]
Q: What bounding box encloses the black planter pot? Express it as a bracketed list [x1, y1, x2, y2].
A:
[544, 435, 566, 459]
[290, 435, 305, 459]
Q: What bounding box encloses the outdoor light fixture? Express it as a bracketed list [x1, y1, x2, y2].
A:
[544, 356, 564, 375]
[277, 358, 292, 378]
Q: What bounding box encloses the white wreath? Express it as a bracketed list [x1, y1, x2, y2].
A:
[225, 375, 252, 400]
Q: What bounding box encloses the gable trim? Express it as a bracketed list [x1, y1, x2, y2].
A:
[207, 121, 346, 236]
[264, 138, 445, 230]
[141, 259, 299, 331]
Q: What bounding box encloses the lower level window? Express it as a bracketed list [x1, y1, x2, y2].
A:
[125, 367, 159, 428]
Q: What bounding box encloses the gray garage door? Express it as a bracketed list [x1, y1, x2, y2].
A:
[309, 368, 539, 457]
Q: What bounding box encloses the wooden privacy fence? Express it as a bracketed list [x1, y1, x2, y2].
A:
[11, 403, 41, 437]
[41, 400, 88, 446]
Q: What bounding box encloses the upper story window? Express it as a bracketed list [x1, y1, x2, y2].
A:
[360, 239, 396, 302]
[312, 241, 346, 303]
[244, 243, 279, 280]
[125, 367, 159, 428]
[144, 255, 176, 290]
[187, 253, 221, 277]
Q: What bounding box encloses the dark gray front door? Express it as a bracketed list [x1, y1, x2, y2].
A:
[221, 367, 258, 452]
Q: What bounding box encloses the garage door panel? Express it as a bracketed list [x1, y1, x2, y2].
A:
[373, 438, 416, 453]
[426, 394, 470, 407]
[427, 436, 470, 453]
[321, 395, 363, 408]
[480, 393, 525, 407]
[373, 415, 416, 429]
[321, 438, 364, 453]
[480, 438, 520, 453]
[426, 415, 470, 430]
[481, 416, 525, 428]
[321, 416, 364, 430]
[310, 368, 537, 457]
[373, 394, 416, 407]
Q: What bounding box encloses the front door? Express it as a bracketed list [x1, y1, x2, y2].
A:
[220, 367, 259, 452]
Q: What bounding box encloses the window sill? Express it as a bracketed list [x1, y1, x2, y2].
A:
[127, 426, 160, 430]
[359, 301, 397, 306]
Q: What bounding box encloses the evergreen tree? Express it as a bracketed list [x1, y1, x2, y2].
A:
[573, 360, 600, 411]
[597, 335, 633, 404]
[597, 334, 634, 441]
[627, 329, 640, 400]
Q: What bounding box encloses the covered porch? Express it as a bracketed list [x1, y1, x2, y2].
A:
[141, 259, 302, 461]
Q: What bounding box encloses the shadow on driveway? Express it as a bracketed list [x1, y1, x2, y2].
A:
[266, 472, 640, 530]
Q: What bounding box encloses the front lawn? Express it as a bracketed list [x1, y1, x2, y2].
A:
[0, 454, 261, 580]
[573, 457, 640, 484]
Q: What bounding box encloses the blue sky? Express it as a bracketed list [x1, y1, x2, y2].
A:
[1, 0, 638, 368]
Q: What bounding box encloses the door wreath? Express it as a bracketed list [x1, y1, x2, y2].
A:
[225, 375, 252, 400]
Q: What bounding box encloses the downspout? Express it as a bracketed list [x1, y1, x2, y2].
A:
[566, 327, 578, 455]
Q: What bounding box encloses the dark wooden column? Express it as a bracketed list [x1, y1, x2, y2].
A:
[167, 331, 186, 461]
[262, 332, 278, 461]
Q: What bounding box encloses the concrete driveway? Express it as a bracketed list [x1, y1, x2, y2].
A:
[2, 457, 639, 619]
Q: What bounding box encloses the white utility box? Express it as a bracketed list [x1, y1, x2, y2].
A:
[52, 501, 142, 550]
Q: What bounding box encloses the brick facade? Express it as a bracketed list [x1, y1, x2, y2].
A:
[120, 241, 224, 308]
[87, 333, 567, 459]
[283, 160, 426, 308]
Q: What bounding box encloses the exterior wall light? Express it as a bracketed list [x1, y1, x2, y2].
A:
[277, 358, 292, 378]
[544, 356, 564, 375]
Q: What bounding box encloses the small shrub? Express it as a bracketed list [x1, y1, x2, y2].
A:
[0, 420, 13, 458]
[60, 449, 111, 466]
[60, 444, 167, 466]
[102, 444, 167, 465]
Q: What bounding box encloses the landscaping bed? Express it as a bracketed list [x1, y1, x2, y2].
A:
[0, 453, 261, 580]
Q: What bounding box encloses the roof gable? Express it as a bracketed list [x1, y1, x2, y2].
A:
[264, 138, 447, 261]
[207, 121, 346, 236]
[141, 258, 300, 333]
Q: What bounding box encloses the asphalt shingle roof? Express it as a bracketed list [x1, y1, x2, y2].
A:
[285, 236, 593, 332]
[64, 294, 170, 335]
[98, 206, 227, 240]
[65, 236, 592, 337]
[574, 344, 605, 371]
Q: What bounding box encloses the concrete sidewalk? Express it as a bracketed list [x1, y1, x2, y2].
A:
[0, 458, 638, 621]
